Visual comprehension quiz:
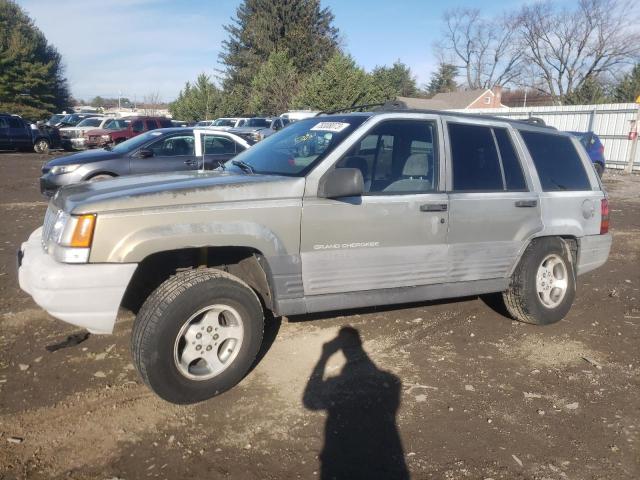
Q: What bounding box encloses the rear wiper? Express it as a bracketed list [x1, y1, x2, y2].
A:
[231, 159, 254, 174]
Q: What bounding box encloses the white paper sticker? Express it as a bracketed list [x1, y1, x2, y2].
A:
[310, 121, 350, 132]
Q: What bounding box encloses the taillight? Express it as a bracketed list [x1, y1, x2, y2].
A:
[600, 198, 609, 234]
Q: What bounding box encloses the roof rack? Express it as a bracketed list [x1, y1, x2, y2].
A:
[314, 98, 557, 130]
[316, 102, 387, 116]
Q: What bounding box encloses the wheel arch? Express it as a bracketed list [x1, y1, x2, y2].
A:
[121, 245, 276, 316]
[83, 171, 118, 181]
[508, 235, 579, 277]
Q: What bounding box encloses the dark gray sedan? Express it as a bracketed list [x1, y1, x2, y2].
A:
[40, 128, 250, 196]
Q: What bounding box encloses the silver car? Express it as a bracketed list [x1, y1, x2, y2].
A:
[18, 107, 611, 404]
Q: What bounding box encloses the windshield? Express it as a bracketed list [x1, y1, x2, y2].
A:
[76, 118, 102, 128]
[104, 119, 128, 130]
[569, 131, 591, 149]
[60, 114, 80, 125]
[110, 130, 166, 153]
[244, 118, 270, 128]
[47, 114, 65, 125]
[223, 115, 370, 176]
[213, 119, 235, 127]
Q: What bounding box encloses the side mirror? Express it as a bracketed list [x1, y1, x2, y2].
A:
[319, 168, 364, 199]
[138, 148, 153, 158]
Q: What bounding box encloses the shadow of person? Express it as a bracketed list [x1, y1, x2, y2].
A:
[303, 326, 409, 480]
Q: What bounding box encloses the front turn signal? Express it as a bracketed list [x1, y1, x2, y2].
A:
[70, 214, 96, 247]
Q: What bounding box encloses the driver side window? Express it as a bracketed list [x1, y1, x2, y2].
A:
[148, 135, 195, 156]
[335, 119, 438, 194]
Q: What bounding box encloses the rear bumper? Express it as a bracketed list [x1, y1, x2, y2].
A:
[577, 233, 612, 275]
[18, 228, 137, 334]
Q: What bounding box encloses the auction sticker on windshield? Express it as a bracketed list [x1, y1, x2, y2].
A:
[310, 122, 350, 132]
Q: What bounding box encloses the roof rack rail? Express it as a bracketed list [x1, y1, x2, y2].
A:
[521, 116, 546, 126]
[315, 93, 393, 116]
[316, 102, 388, 116]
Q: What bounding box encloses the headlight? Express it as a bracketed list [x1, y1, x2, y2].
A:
[50, 164, 80, 175]
[251, 132, 263, 142]
[101, 134, 111, 140]
[42, 209, 97, 263]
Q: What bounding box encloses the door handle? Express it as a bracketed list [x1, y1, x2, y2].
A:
[184, 159, 197, 165]
[420, 203, 448, 212]
[515, 199, 537, 208]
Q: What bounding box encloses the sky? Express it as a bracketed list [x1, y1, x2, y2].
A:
[17, 0, 522, 103]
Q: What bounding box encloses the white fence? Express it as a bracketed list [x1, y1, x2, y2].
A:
[451, 103, 640, 171]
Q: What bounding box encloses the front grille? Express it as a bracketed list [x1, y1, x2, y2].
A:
[41, 205, 58, 251]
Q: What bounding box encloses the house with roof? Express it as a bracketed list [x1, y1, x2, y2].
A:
[397, 87, 506, 110]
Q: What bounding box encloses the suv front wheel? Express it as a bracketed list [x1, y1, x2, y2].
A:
[503, 237, 576, 325]
[131, 268, 264, 404]
[34, 138, 50, 154]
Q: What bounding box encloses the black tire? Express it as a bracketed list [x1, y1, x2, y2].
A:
[33, 138, 50, 154]
[502, 237, 576, 325]
[594, 162, 604, 178]
[131, 268, 264, 404]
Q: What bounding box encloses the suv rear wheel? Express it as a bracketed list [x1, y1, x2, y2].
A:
[502, 237, 576, 325]
[131, 268, 264, 404]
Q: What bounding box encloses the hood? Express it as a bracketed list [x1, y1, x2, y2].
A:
[59, 126, 84, 133]
[45, 149, 121, 167]
[85, 128, 125, 136]
[230, 126, 266, 134]
[52, 171, 306, 214]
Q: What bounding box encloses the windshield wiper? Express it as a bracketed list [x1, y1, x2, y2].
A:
[231, 159, 254, 174]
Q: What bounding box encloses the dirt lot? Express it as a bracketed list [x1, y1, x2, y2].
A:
[0, 152, 638, 480]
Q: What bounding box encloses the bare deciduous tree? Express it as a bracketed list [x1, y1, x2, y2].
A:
[517, 0, 640, 102]
[438, 8, 523, 90]
[142, 92, 162, 116]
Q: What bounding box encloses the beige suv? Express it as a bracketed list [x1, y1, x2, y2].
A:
[18, 105, 612, 404]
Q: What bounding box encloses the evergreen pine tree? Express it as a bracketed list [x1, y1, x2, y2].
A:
[169, 74, 221, 122]
[249, 51, 299, 115]
[293, 53, 381, 111]
[0, 0, 71, 119]
[371, 61, 418, 99]
[613, 64, 640, 103]
[220, 0, 339, 95]
[426, 63, 458, 96]
[564, 76, 610, 105]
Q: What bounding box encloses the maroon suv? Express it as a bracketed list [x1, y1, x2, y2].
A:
[84, 116, 172, 148]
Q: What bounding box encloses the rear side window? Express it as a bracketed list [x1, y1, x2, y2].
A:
[494, 128, 527, 191]
[8, 117, 23, 128]
[520, 131, 591, 191]
[132, 121, 144, 133]
[159, 118, 172, 128]
[449, 123, 503, 191]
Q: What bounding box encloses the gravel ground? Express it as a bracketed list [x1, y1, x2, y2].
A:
[0, 152, 639, 480]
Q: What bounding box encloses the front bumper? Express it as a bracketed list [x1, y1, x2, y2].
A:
[18, 227, 137, 334]
[61, 138, 86, 150]
[577, 233, 612, 275]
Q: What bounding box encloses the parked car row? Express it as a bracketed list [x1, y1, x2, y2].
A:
[40, 128, 250, 196]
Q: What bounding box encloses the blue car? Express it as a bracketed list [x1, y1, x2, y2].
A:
[569, 131, 605, 177]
